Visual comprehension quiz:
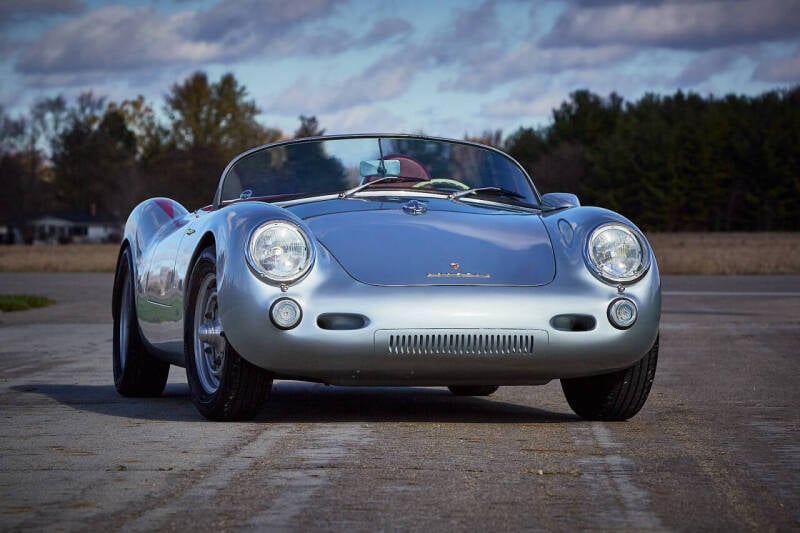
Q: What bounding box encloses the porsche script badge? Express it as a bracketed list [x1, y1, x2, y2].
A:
[428, 262, 490, 278]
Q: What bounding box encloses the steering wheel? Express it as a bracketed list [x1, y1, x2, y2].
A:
[412, 178, 470, 191]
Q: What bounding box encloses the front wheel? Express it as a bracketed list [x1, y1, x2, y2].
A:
[185, 247, 273, 420]
[561, 336, 659, 421]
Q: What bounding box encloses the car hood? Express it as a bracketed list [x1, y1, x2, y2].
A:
[295, 198, 555, 286]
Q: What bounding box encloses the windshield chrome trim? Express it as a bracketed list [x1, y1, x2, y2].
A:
[270, 190, 541, 213]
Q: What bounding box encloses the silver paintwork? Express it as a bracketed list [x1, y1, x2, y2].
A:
[118, 135, 661, 386]
[541, 192, 580, 210]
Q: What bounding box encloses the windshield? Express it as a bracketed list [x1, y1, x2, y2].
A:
[217, 136, 537, 206]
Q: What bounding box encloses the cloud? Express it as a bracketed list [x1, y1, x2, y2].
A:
[753, 46, 800, 82]
[440, 43, 632, 91]
[264, 0, 542, 111]
[480, 88, 566, 119]
[0, 0, 85, 27]
[542, 0, 800, 50]
[675, 49, 745, 86]
[16, 6, 220, 75]
[15, 0, 345, 81]
[266, 50, 420, 114]
[188, 0, 343, 56]
[355, 17, 412, 45]
[319, 104, 407, 134]
[424, 0, 633, 92]
[427, 0, 505, 64]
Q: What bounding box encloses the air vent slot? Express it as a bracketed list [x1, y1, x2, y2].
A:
[317, 313, 368, 330]
[377, 329, 538, 356]
[550, 314, 596, 332]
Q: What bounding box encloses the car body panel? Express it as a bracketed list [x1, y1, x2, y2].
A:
[119, 134, 661, 386]
[303, 197, 556, 286]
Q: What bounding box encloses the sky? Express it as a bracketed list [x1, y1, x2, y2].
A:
[1, 0, 799, 138]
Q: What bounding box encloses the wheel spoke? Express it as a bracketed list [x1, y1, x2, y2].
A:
[193, 274, 226, 395]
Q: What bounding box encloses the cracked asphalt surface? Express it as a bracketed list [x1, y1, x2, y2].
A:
[1, 273, 798, 531]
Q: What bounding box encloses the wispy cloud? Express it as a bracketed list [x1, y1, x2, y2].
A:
[319, 104, 408, 134]
[542, 0, 800, 50]
[0, 0, 85, 28]
[355, 17, 412, 45]
[16, 6, 220, 75]
[440, 43, 632, 91]
[753, 45, 800, 82]
[675, 49, 748, 86]
[266, 50, 420, 114]
[15, 0, 345, 81]
[481, 89, 566, 119]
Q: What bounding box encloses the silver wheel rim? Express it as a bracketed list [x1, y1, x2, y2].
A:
[118, 270, 130, 371]
[194, 273, 226, 395]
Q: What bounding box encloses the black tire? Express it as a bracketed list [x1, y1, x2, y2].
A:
[185, 247, 273, 421]
[448, 385, 499, 396]
[112, 246, 170, 397]
[561, 336, 659, 421]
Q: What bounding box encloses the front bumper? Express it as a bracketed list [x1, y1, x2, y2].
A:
[217, 247, 661, 386]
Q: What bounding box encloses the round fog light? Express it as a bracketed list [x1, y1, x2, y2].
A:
[270, 298, 302, 330]
[608, 298, 637, 329]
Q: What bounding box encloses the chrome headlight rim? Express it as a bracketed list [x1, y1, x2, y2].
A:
[584, 222, 651, 285]
[246, 220, 315, 285]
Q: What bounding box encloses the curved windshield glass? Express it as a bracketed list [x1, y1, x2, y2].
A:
[218, 136, 537, 206]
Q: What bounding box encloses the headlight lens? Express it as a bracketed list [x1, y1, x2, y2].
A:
[586, 223, 649, 283]
[247, 221, 313, 283]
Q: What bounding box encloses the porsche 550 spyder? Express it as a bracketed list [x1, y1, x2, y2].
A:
[112, 134, 660, 421]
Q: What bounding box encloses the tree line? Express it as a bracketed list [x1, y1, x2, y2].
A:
[504, 88, 800, 231]
[1, 71, 797, 242]
[0, 72, 324, 242]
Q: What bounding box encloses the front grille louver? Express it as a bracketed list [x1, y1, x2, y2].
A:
[380, 330, 537, 356]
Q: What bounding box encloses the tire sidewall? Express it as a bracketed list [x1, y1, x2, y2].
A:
[113, 248, 134, 390]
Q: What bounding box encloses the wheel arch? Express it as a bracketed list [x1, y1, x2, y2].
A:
[183, 231, 217, 315]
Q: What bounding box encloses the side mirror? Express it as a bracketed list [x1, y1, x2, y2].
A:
[541, 192, 580, 210]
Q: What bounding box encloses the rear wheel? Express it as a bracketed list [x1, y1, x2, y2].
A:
[561, 336, 659, 421]
[185, 247, 273, 420]
[112, 247, 169, 397]
[448, 385, 499, 397]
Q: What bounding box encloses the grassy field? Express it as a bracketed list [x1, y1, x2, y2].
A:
[0, 234, 798, 275]
[0, 244, 119, 273]
[0, 294, 54, 312]
[647, 233, 800, 275]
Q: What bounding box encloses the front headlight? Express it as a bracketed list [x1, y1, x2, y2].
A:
[247, 221, 313, 283]
[585, 223, 650, 283]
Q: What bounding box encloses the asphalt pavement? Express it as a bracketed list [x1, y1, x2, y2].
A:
[0, 273, 798, 531]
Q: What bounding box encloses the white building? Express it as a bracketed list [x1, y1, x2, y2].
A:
[29, 212, 121, 244]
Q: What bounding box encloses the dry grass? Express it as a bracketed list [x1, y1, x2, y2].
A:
[0, 234, 798, 274]
[0, 244, 119, 273]
[647, 233, 800, 275]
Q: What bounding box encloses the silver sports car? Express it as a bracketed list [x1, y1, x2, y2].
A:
[113, 134, 660, 421]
